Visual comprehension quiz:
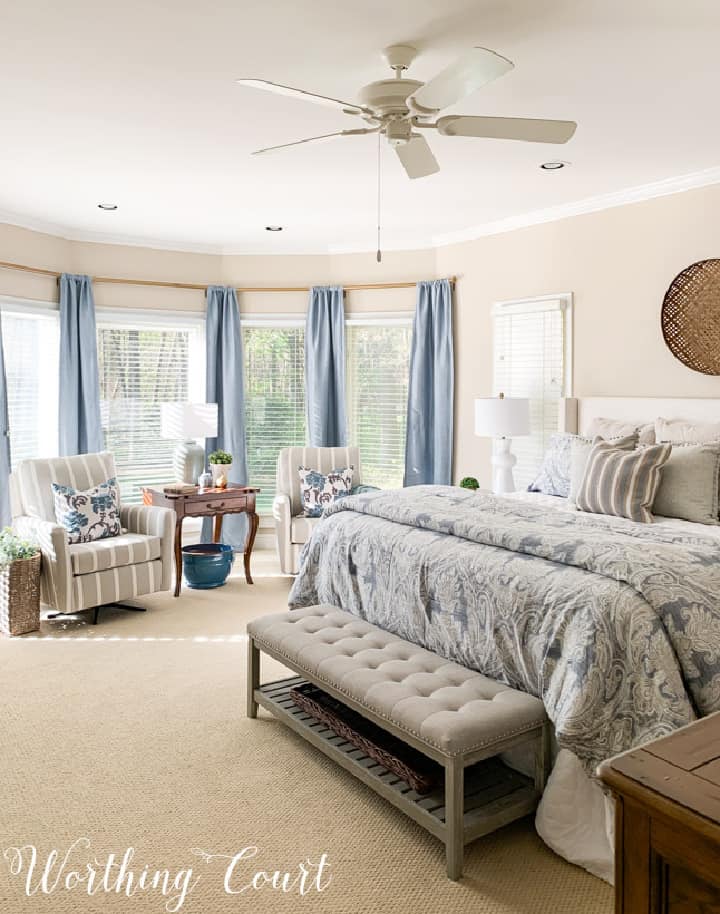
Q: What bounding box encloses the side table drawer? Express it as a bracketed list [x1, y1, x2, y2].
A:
[183, 495, 248, 515]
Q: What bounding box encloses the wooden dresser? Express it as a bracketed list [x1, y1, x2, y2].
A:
[599, 713, 720, 914]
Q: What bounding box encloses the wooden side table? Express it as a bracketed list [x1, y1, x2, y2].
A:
[598, 713, 720, 914]
[143, 486, 261, 597]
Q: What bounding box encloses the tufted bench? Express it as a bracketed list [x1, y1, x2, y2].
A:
[247, 605, 548, 879]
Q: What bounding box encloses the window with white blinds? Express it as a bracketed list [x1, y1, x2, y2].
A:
[493, 296, 572, 489]
[346, 320, 412, 490]
[2, 306, 59, 469]
[243, 323, 306, 514]
[97, 315, 204, 504]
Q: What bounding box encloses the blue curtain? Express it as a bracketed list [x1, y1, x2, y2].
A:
[59, 273, 104, 456]
[0, 313, 11, 527]
[201, 286, 248, 549]
[404, 279, 454, 486]
[305, 285, 347, 446]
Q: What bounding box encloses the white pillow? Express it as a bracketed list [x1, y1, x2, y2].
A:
[656, 417, 720, 444]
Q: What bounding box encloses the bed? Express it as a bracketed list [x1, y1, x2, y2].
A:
[288, 397, 720, 881]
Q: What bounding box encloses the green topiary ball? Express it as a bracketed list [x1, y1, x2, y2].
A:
[459, 476, 480, 491]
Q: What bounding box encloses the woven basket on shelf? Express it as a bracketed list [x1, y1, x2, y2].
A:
[0, 553, 42, 636]
[661, 259, 720, 375]
[290, 682, 441, 793]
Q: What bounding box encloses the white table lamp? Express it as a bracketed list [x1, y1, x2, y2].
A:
[161, 402, 218, 485]
[474, 394, 530, 494]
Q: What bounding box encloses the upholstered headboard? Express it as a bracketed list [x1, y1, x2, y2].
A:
[560, 398, 720, 436]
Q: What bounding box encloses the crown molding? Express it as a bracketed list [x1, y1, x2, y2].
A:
[431, 164, 720, 247]
[2, 163, 720, 257]
[0, 207, 225, 255]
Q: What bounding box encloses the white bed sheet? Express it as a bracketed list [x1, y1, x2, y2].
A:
[505, 490, 718, 882]
[509, 488, 720, 540]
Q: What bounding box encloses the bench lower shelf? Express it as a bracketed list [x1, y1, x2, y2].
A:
[255, 676, 540, 848]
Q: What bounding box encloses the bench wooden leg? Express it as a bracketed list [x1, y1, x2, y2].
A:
[445, 756, 464, 880]
[247, 637, 260, 719]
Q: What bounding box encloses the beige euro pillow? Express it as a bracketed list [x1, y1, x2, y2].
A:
[650, 443, 720, 525]
[656, 417, 720, 444]
[586, 417, 655, 445]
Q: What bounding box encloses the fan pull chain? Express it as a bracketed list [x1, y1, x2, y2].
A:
[376, 131, 382, 263]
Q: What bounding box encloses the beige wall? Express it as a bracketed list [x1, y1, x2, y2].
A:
[437, 183, 720, 487]
[3, 182, 720, 489]
[0, 223, 430, 316]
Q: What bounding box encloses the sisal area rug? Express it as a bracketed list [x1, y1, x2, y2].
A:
[0, 552, 612, 914]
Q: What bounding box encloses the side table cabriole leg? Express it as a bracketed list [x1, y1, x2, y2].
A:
[244, 511, 259, 585]
[174, 517, 184, 597]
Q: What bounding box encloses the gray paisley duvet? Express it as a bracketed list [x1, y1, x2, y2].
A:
[289, 486, 720, 771]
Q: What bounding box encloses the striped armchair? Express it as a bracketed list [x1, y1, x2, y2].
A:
[10, 452, 174, 624]
[273, 446, 361, 574]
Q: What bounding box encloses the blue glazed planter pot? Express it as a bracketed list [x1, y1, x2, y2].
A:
[182, 543, 234, 589]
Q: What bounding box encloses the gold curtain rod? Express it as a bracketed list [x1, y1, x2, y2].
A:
[0, 259, 456, 293]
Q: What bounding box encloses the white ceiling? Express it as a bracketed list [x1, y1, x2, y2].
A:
[1, 0, 719, 254]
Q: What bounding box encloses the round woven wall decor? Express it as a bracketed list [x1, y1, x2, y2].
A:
[661, 259, 720, 375]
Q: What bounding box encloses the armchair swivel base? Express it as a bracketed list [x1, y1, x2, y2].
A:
[47, 601, 148, 626]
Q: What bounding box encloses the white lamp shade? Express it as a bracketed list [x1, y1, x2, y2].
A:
[160, 402, 218, 440]
[474, 397, 530, 438]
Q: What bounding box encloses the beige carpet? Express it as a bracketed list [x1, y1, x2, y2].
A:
[0, 551, 612, 914]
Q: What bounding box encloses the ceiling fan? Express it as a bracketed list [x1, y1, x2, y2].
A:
[237, 44, 577, 179]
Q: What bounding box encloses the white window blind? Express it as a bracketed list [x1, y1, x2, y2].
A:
[493, 297, 571, 489]
[97, 315, 204, 504]
[243, 324, 306, 514]
[2, 306, 59, 469]
[346, 320, 412, 490]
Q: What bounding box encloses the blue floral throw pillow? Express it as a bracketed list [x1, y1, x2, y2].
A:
[528, 434, 574, 497]
[52, 477, 122, 544]
[298, 466, 354, 518]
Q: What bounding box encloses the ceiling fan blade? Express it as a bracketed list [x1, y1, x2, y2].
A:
[437, 115, 577, 144]
[252, 128, 378, 155]
[394, 135, 440, 179]
[236, 78, 369, 115]
[411, 48, 514, 112]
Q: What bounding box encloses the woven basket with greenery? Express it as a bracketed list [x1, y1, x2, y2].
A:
[0, 530, 41, 637]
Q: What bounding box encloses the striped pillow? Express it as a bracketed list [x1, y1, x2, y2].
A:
[576, 441, 672, 523]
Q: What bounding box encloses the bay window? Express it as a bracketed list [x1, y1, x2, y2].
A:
[345, 318, 412, 490]
[243, 322, 306, 514]
[1, 301, 59, 469]
[96, 312, 205, 504]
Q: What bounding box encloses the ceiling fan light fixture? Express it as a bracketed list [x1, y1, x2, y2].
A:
[265, 225, 283, 231]
[97, 203, 118, 210]
[239, 46, 577, 183]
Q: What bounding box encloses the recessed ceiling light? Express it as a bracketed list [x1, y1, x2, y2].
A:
[539, 161, 569, 171]
[98, 203, 118, 210]
[265, 225, 283, 231]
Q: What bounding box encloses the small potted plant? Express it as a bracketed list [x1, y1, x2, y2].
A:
[0, 528, 41, 636]
[459, 476, 480, 492]
[208, 449, 233, 489]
